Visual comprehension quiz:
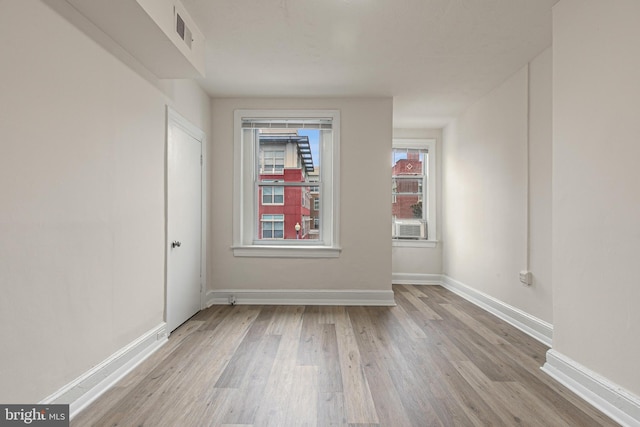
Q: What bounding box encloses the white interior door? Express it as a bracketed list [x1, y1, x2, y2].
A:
[167, 110, 203, 333]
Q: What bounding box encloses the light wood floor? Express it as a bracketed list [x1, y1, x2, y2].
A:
[72, 285, 618, 426]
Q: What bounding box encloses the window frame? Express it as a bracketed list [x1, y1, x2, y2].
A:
[392, 138, 437, 248]
[232, 109, 341, 258]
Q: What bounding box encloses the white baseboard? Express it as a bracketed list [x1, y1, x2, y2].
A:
[206, 289, 396, 307]
[392, 272, 442, 285]
[40, 323, 168, 419]
[438, 275, 553, 347]
[543, 350, 640, 427]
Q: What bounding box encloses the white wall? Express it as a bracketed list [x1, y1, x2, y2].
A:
[392, 128, 443, 277]
[210, 98, 392, 292]
[552, 0, 640, 396]
[528, 48, 553, 322]
[442, 48, 553, 323]
[0, 0, 210, 403]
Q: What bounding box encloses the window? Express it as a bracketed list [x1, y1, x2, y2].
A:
[261, 214, 284, 239]
[233, 109, 341, 257]
[392, 139, 436, 247]
[262, 186, 284, 205]
[261, 150, 285, 173]
[314, 198, 320, 210]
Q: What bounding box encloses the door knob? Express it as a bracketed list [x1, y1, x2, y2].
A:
[171, 241, 182, 248]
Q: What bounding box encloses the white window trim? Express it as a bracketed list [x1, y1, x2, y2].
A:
[232, 109, 341, 258]
[392, 138, 438, 248]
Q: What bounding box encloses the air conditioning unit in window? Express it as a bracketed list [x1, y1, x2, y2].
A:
[394, 220, 425, 239]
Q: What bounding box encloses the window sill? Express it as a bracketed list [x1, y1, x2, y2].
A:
[392, 240, 438, 248]
[232, 245, 342, 258]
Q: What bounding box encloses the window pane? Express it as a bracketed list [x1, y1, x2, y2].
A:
[256, 128, 321, 240]
[393, 195, 423, 219]
[262, 187, 272, 204]
[274, 187, 284, 204]
[392, 177, 423, 194]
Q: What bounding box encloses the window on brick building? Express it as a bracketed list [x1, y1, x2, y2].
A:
[262, 185, 284, 205]
[232, 109, 341, 258]
[261, 214, 284, 239]
[261, 150, 285, 174]
[392, 139, 436, 246]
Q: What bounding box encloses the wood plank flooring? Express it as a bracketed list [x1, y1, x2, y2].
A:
[72, 285, 618, 426]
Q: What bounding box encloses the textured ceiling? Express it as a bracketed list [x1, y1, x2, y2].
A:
[182, 0, 557, 128]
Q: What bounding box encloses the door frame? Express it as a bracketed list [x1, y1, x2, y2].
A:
[165, 106, 207, 329]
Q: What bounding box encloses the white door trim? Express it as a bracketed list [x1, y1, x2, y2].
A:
[165, 106, 207, 329]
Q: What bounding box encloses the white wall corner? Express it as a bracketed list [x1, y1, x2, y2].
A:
[440, 275, 553, 347]
[542, 350, 640, 427]
[40, 323, 168, 419]
[206, 289, 396, 307]
[392, 273, 443, 286]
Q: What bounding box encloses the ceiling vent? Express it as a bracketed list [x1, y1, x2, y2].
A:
[176, 11, 192, 49]
[64, 0, 205, 77]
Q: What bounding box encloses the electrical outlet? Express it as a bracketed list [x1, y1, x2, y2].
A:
[519, 271, 532, 286]
[228, 295, 236, 305]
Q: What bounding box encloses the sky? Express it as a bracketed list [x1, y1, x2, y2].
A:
[298, 129, 320, 168]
